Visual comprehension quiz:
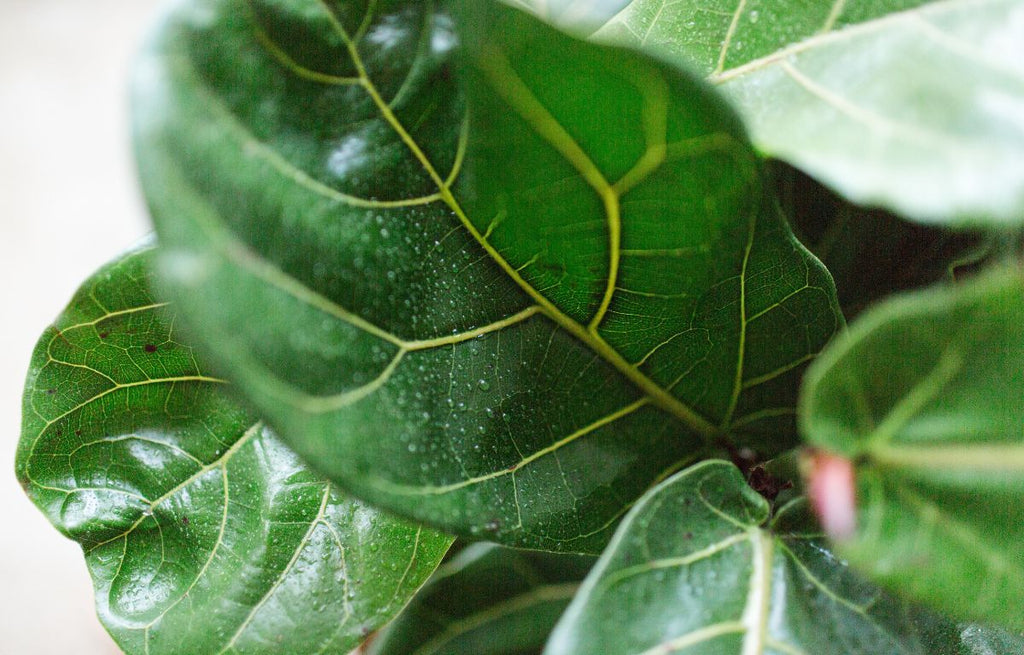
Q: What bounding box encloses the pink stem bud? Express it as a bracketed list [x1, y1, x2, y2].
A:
[807, 451, 857, 541]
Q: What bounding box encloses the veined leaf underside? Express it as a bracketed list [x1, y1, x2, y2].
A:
[708, 0, 1023, 156]
[592, 0, 1024, 223]
[598, 0, 1014, 95]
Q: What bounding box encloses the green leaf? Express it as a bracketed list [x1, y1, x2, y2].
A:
[135, 0, 839, 553]
[585, 0, 1024, 225]
[800, 268, 1024, 629]
[545, 460, 1024, 654]
[370, 543, 593, 655]
[14, 246, 451, 655]
[510, 0, 629, 31]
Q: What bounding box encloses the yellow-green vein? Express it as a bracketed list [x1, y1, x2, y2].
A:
[320, 8, 720, 439]
[219, 485, 337, 653]
[368, 398, 650, 496]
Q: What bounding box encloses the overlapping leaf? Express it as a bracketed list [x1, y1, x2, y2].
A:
[370, 543, 593, 655]
[585, 0, 1024, 225]
[776, 162, 989, 319]
[511, 0, 629, 31]
[545, 460, 1024, 654]
[800, 268, 1024, 629]
[135, 0, 839, 552]
[15, 247, 451, 654]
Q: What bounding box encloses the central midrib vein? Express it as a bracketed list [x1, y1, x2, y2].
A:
[740, 529, 772, 655]
[333, 6, 719, 441]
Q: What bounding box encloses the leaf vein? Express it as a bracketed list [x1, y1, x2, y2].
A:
[218, 485, 334, 653]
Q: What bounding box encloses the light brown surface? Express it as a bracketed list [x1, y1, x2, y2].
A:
[1, 1, 163, 652]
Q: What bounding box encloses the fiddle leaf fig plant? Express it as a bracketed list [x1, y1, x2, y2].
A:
[16, 0, 1024, 652]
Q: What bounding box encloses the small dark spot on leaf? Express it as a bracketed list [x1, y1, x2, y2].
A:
[684, 532, 693, 540]
[18, 477, 30, 493]
[45, 388, 56, 395]
[506, 463, 517, 472]
[99, 331, 109, 339]
[74, 430, 82, 436]
[144, 344, 158, 353]
[181, 516, 189, 526]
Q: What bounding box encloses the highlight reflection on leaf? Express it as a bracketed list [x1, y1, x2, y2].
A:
[15, 246, 451, 655]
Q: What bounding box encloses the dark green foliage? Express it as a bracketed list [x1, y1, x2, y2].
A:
[16, 1, 1024, 653]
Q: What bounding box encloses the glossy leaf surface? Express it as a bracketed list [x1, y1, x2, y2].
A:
[15, 247, 451, 655]
[545, 460, 1024, 654]
[800, 268, 1024, 629]
[511, 0, 628, 31]
[135, 0, 839, 552]
[588, 0, 1024, 225]
[370, 543, 593, 655]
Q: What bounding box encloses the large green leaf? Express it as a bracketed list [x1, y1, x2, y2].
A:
[584, 0, 1024, 225]
[370, 543, 593, 655]
[800, 268, 1024, 629]
[545, 460, 1024, 654]
[14, 246, 451, 655]
[135, 0, 839, 553]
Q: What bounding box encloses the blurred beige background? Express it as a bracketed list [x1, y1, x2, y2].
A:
[1, 1, 164, 652]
